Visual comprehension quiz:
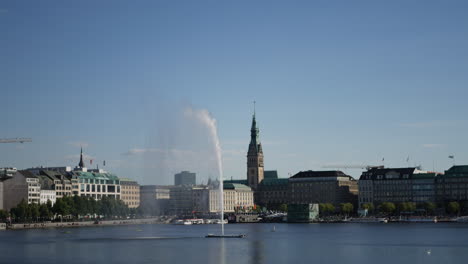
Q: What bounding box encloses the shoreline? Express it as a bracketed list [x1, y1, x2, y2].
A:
[2, 218, 172, 231]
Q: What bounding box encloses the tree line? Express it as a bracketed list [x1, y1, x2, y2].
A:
[362, 201, 462, 216]
[0, 196, 137, 223]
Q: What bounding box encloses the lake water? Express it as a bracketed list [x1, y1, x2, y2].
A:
[1, 223, 468, 264]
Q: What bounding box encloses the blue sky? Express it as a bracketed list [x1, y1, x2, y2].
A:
[1, 0, 468, 185]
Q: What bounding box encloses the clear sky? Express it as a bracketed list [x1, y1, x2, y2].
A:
[1, 0, 468, 185]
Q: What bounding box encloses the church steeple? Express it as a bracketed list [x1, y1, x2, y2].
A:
[78, 147, 85, 168]
[247, 102, 264, 189]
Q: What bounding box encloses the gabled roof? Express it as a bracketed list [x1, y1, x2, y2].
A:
[18, 170, 37, 179]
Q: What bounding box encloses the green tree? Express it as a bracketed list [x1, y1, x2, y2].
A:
[53, 198, 70, 221]
[340, 203, 354, 216]
[16, 199, 29, 222]
[423, 202, 437, 215]
[0, 209, 9, 222]
[30, 203, 40, 222]
[279, 204, 288, 212]
[362, 203, 375, 212]
[379, 202, 396, 215]
[447, 201, 460, 215]
[39, 203, 52, 220]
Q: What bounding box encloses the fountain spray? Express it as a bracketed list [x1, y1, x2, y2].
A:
[184, 107, 224, 235]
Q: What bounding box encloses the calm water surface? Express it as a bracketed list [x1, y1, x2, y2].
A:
[1, 223, 468, 264]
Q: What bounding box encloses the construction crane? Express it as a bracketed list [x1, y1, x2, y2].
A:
[321, 164, 384, 171]
[0, 138, 32, 144]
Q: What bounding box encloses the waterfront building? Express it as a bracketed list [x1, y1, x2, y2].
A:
[174, 171, 196, 186]
[70, 170, 121, 200]
[139, 185, 171, 215]
[358, 167, 437, 209]
[255, 170, 289, 207]
[436, 165, 468, 203]
[1, 170, 40, 211]
[192, 183, 254, 214]
[247, 111, 264, 189]
[37, 170, 73, 198]
[289, 170, 358, 206]
[168, 185, 194, 215]
[120, 178, 140, 208]
[39, 189, 56, 206]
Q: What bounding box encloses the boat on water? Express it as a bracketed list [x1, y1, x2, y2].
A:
[173, 220, 193, 225]
[206, 234, 246, 238]
[398, 217, 437, 223]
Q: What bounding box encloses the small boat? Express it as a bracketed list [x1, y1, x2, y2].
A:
[206, 234, 246, 238]
[173, 219, 193, 225]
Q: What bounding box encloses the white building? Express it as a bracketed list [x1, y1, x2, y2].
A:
[40, 189, 56, 206]
[193, 183, 254, 214]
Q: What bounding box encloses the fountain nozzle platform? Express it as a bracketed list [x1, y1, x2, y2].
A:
[206, 234, 246, 238]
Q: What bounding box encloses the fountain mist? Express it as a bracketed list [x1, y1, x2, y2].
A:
[184, 107, 224, 235]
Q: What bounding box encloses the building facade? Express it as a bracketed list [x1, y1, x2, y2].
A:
[139, 185, 171, 216]
[174, 171, 196, 186]
[193, 183, 254, 214]
[40, 189, 56, 206]
[436, 165, 468, 203]
[120, 178, 140, 208]
[1, 170, 40, 211]
[255, 171, 289, 207]
[358, 167, 437, 209]
[289, 170, 358, 206]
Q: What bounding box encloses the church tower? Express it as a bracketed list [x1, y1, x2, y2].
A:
[78, 147, 85, 168]
[247, 107, 264, 189]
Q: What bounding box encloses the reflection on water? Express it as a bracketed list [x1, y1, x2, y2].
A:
[2, 223, 468, 264]
[250, 239, 264, 264]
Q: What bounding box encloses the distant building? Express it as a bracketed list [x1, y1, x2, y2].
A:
[140, 185, 171, 216]
[70, 170, 121, 200]
[169, 185, 194, 215]
[289, 170, 358, 206]
[436, 165, 468, 203]
[358, 167, 438, 209]
[37, 170, 73, 198]
[40, 190, 56, 206]
[120, 178, 140, 208]
[174, 171, 196, 186]
[255, 170, 289, 207]
[247, 111, 264, 189]
[1, 170, 40, 211]
[193, 183, 254, 214]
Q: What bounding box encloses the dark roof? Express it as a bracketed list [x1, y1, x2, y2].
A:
[359, 167, 417, 180]
[223, 179, 248, 185]
[264, 170, 278, 179]
[224, 183, 251, 190]
[291, 170, 350, 179]
[18, 170, 37, 178]
[445, 165, 468, 175]
[259, 178, 288, 186]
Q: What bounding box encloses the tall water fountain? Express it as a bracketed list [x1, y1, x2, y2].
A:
[184, 107, 244, 238]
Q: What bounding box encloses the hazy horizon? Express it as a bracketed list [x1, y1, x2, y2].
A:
[1, 0, 468, 185]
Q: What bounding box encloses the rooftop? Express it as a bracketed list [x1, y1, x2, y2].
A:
[291, 170, 351, 179]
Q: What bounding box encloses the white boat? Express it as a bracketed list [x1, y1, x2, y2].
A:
[173, 219, 193, 225]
